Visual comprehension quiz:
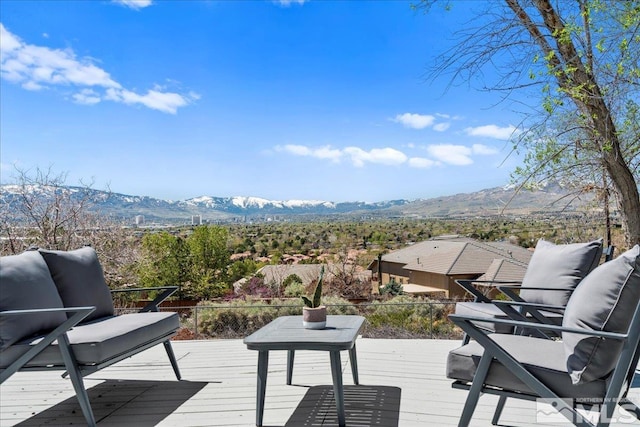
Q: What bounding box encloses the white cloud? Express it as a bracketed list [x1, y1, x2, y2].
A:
[105, 88, 191, 114]
[314, 146, 343, 161]
[113, 0, 153, 9]
[408, 157, 437, 168]
[275, 0, 307, 6]
[472, 144, 499, 155]
[280, 144, 311, 156]
[393, 113, 435, 130]
[433, 122, 450, 132]
[427, 144, 474, 166]
[72, 88, 101, 105]
[277, 144, 407, 167]
[22, 80, 44, 91]
[277, 142, 495, 169]
[277, 145, 342, 162]
[344, 147, 407, 167]
[0, 24, 195, 114]
[464, 124, 518, 140]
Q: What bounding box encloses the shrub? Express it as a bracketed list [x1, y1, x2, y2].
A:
[284, 281, 305, 297]
[362, 295, 458, 339]
[379, 278, 403, 297]
[324, 296, 358, 315]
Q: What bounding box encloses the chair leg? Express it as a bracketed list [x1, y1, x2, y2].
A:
[58, 335, 97, 427]
[349, 344, 359, 385]
[459, 351, 492, 427]
[163, 340, 182, 380]
[287, 350, 295, 385]
[492, 395, 507, 425]
[256, 351, 269, 427]
[329, 350, 346, 427]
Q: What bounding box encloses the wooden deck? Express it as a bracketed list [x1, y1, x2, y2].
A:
[1, 338, 639, 426]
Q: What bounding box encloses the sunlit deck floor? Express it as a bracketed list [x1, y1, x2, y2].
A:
[1, 338, 639, 426]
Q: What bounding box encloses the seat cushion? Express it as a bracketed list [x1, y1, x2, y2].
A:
[454, 302, 514, 334]
[0, 312, 179, 368]
[519, 239, 603, 306]
[563, 245, 640, 385]
[446, 334, 607, 400]
[39, 247, 114, 322]
[0, 251, 67, 350]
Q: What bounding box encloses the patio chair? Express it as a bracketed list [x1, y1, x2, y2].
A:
[0, 247, 181, 427]
[454, 238, 607, 344]
[446, 245, 640, 427]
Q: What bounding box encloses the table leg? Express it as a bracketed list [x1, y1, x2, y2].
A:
[329, 350, 346, 427]
[349, 343, 359, 385]
[256, 350, 269, 427]
[287, 350, 295, 385]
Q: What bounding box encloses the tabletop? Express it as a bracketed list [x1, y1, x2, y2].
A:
[243, 315, 365, 352]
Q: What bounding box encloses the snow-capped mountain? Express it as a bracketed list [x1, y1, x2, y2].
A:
[180, 195, 336, 210]
[1, 183, 591, 224]
[0, 184, 409, 222]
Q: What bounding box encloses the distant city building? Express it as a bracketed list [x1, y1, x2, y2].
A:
[192, 215, 202, 225]
[135, 215, 144, 226]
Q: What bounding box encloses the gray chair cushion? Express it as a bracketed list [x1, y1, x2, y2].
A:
[39, 247, 114, 322]
[454, 302, 514, 334]
[0, 312, 179, 368]
[519, 239, 603, 306]
[446, 334, 606, 399]
[563, 245, 640, 385]
[0, 251, 67, 350]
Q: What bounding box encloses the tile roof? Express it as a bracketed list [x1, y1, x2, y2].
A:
[381, 237, 531, 276]
[477, 258, 528, 282]
[258, 264, 371, 286]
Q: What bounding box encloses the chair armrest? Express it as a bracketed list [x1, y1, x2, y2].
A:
[492, 300, 565, 313]
[497, 285, 569, 291]
[0, 306, 95, 383]
[497, 285, 572, 304]
[111, 286, 178, 312]
[491, 300, 565, 339]
[449, 313, 628, 340]
[456, 280, 521, 303]
[1, 307, 94, 317]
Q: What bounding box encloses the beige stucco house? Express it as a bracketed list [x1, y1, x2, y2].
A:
[367, 236, 532, 299]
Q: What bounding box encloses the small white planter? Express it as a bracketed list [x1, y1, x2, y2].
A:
[302, 306, 327, 329]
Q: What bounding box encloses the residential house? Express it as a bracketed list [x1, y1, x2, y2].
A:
[368, 235, 532, 299]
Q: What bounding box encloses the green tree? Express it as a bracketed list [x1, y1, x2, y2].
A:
[228, 258, 258, 283]
[379, 278, 404, 297]
[137, 231, 189, 289]
[187, 225, 231, 291]
[419, 0, 640, 246]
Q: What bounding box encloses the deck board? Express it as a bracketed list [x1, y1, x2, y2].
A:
[1, 338, 638, 426]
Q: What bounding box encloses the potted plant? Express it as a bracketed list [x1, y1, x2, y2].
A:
[301, 266, 326, 329]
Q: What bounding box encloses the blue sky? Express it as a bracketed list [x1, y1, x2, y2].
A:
[1, 0, 527, 203]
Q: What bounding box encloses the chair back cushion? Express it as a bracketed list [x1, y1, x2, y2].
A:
[563, 245, 640, 384]
[39, 247, 114, 322]
[519, 239, 603, 306]
[0, 251, 67, 350]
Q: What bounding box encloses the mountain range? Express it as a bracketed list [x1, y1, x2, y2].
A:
[1, 183, 596, 224]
